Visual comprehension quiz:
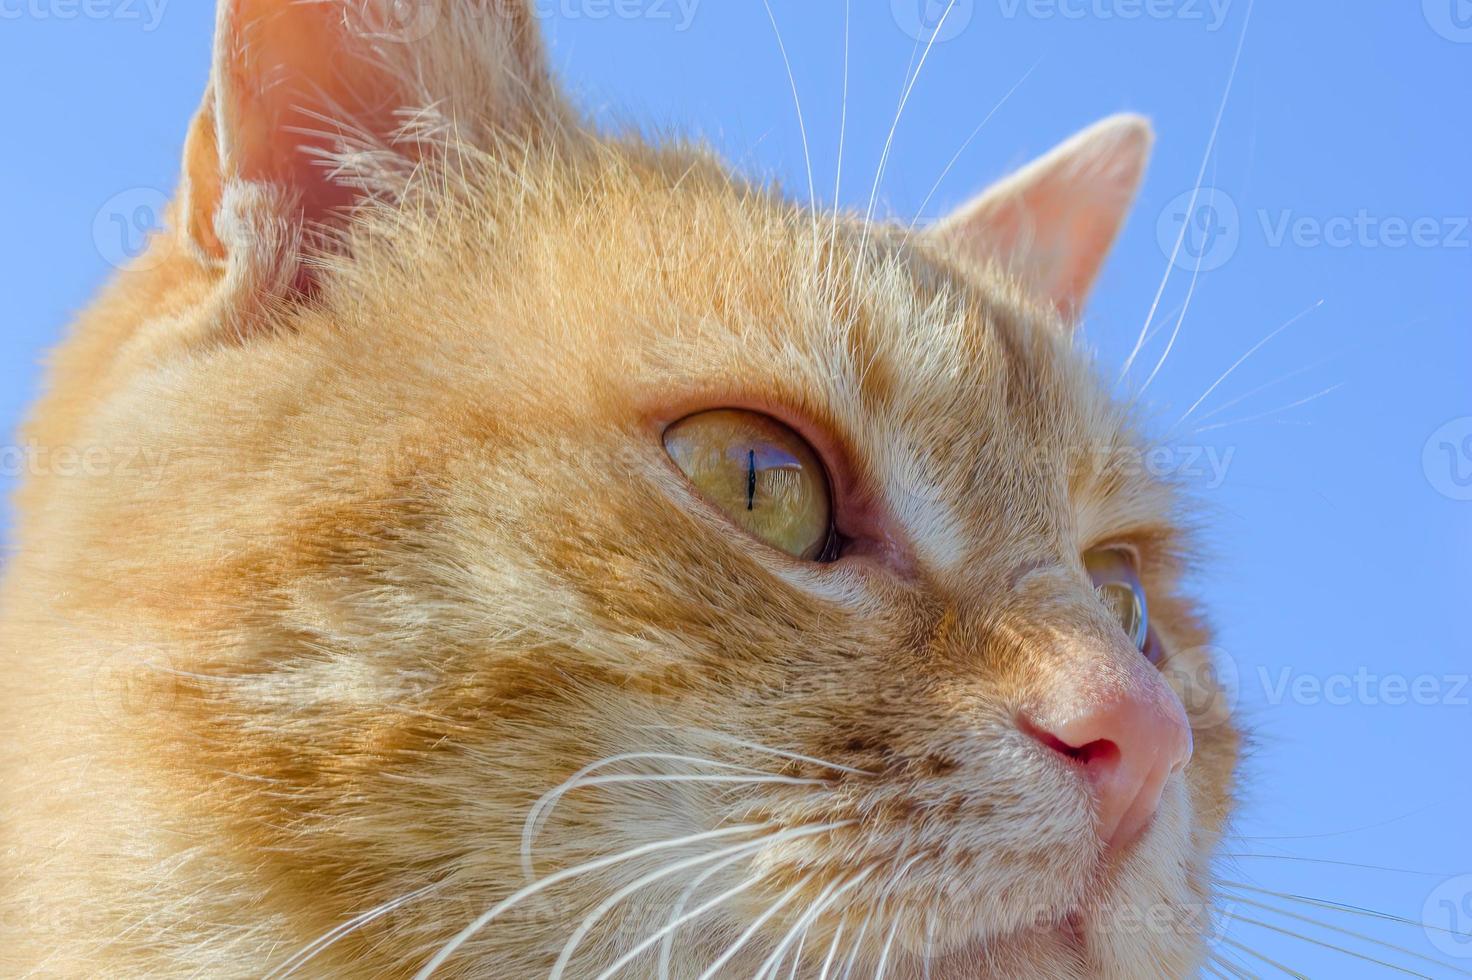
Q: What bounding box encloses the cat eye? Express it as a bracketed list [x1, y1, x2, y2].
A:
[663, 409, 834, 561]
[1084, 548, 1149, 652]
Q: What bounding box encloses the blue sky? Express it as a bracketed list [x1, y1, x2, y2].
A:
[1, 1, 1468, 975]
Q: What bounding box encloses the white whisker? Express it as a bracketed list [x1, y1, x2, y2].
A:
[826, 0, 852, 286]
[1170, 299, 1323, 434]
[414, 822, 772, 978]
[1189, 382, 1345, 434]
[841, 853, 924, 980]
[1219, 853, 1460, 877]
[660, 845, 775, 980]
[1222, 911, 1432, 977]
[873, 912, 903, 980]
[1218, 878, 1472, 939]
[784, 924, 809, 980]
[754, 867, 878, 980]
[661, 728, 876, 777]
[759, 0, 818, 255]
[266, 883, 438, 978]
[598, 867, 766, 980]
[1216, 934, 1308, 979]
[1117, 0, 1256, 385]
[549, 822, 852, 980]
[818, 918, 847, 980]
[854, 0, 959, 283]
[696, 872, 820, 980]
[521, 751, 779, 879]
[1221, 892, 1472, 976]
[905, 58, 1041, 236]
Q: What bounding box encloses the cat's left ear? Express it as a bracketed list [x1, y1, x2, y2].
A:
[180, 0, 563, 274]
[929, 114, 1152, 323]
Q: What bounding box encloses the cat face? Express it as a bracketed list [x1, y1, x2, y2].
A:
[3, 2, 1239, 977]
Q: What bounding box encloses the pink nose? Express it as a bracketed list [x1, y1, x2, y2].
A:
[1023, 681, 1193, 849]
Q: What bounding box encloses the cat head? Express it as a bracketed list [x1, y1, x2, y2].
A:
[55, 1, 1240, 975]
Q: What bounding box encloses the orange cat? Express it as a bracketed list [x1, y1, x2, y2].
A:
[0, 1, 1238, 977]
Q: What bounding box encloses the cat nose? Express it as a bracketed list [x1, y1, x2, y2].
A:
[1021, 673, 1193, 850]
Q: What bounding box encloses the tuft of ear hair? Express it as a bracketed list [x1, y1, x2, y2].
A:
[179, 0, 564, 292]
[929, 113, 1153, 324]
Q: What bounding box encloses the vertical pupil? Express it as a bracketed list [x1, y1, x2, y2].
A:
[746, 449, 757, 511]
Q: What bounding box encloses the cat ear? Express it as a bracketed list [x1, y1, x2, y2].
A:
[929, 114, 1152, 322]
[181, 0, 561, 270]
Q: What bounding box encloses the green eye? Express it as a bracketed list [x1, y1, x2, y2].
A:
[1084, 548, 1149, 651]
[664, 410, 834, 561]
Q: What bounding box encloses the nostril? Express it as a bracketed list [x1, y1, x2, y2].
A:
[1018, 690, 1191, 850]
[1021, 717, 1122, 771]
[1020, 716, 1117, 767]
[1068, 738, 1121, 770]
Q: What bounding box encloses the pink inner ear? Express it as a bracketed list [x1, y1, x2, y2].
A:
[222, 0, 410, 227]
[931, 115, 1152, 322]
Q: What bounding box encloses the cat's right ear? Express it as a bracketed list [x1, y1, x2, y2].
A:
[179, 0, 562, 287]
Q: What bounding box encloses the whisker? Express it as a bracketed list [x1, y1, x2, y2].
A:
[1189, 382, 1346, 434]
[1205, 951, 1262, 980]
[265, 883, 438, 978]
[549, 822, 852, 980]
[1192, 314, 1425, 426]
[1218, 878, 1472, 939]
[1169, 299, 1324, 435]
[759, 0, 818, 254]
[1216, 934, 1308, 979]
[826, 0, 851, 287]
[413, 822, 774, 978]
[696, 730, 876, 777]
[904, 58, 1042, 238]
[1219, 891, 1472, 976]
[873, 912, 904, 980]
[855, 0, 959, 280]
[696, 872, 820, 980]
[597, 868, 766, 980]
[659, 845, 775, 980]
[1222, 795, 1444, 843]
[1221, 911, 1434, 977]
[521, 751, 782, 879]
[841, 852, 925, 980]
[818, 917, 847, 980]
[1135, 151, 1219, 404]
[755, 867, 878, 980]
[921, 912, 936, 980]
[784, 923, 810, 980]
[1219, 852, 1461, 878]
[1213, 953, 1264, 980]
[1117, 0, 1256, 386]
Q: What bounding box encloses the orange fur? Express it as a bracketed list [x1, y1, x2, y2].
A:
[1, 2, 1238, 977]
